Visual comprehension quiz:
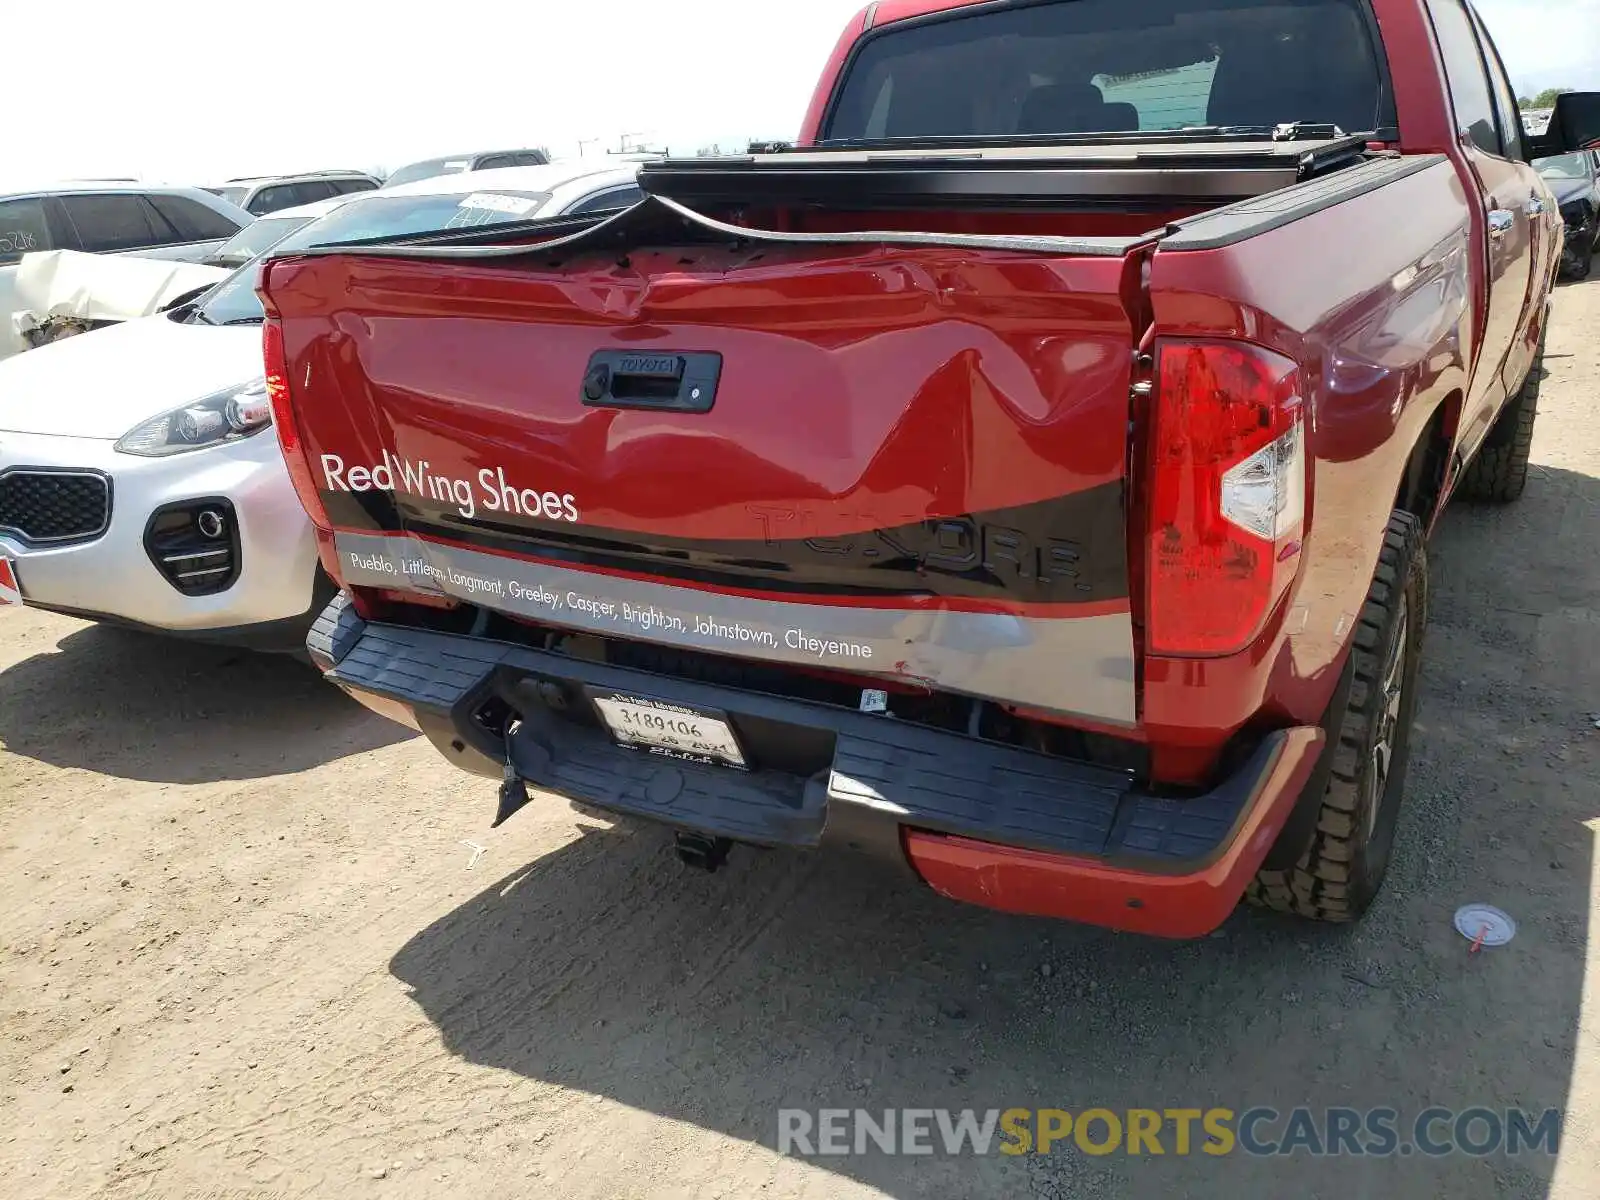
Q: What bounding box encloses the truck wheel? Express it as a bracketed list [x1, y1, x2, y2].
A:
[1455, 340, 1542, 504]
[1248, 512, 1427, 923]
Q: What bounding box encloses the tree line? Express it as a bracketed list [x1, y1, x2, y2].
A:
[1517, 87, 1573, 109]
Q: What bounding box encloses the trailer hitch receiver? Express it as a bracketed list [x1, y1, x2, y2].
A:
[676, 831, 733, 872]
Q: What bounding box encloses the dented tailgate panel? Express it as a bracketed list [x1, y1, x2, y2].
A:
[266, 231, 1141, 723]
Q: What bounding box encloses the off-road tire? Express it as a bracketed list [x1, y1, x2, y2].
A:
[1247, 512, 1427, 923]
[1455, 339, 1542, 503]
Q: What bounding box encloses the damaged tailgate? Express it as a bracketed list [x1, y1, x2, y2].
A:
[261, 197, 1147, 725]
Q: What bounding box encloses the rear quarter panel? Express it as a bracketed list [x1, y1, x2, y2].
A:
[1143, 158, 1473, 769]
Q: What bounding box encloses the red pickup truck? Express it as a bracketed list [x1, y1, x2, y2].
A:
[259, 0, 1598, 937]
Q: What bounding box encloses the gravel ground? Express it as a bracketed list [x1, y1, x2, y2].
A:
[1, 274, 1598, 1200]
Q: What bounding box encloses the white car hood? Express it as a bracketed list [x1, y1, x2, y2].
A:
[0, 314, 262, 440]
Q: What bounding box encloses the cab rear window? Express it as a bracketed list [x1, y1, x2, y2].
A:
[823, 0, 1392, 142]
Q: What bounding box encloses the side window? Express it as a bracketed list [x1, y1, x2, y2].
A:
[138, 197, 184, 245]
[0, 197, 53, 265]
[1469, 6, 1524, 161]
[247, 185, 297, 215]
[147, 195, 243, 242]
[511, 153, 547, 167]
[58, 194, 163, 252]
[567, 185, 643, 216]
[1426, 0, 1501, 155]
[475, 155, 515, 170]
[334, 178, 377, 196]
[293, 181, 340, 204]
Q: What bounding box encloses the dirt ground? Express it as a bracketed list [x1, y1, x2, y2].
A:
[3, 275, 1599, 1200]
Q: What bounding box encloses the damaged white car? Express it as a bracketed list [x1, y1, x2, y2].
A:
[9, 251, 229, 350]
[3, 198, 349, 350]
[0, 183, 251, 361]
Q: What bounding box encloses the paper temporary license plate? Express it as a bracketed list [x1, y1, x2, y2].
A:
[0, 557, 21, 607]
[589, 691, 747, 769]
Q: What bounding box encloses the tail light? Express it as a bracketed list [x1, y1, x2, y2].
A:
[1146, 340, 1306, 657]
[262, 299, 374, 623]
[263, 318, 332, 531]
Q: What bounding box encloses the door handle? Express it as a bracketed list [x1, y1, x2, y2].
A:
[1487, 209, 1514, 239]
[1526, 195, 1546, 216]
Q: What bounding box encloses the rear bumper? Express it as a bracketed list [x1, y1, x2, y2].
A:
[311, 595, 1324, 937]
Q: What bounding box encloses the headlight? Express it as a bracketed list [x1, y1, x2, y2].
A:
[114, 379, 272, 457]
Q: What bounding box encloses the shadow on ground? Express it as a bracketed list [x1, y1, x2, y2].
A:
[0, 623, 411, 782]
[385, 465, 1598, 1198]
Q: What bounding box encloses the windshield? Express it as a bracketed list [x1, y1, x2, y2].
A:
[823, 0, 1391, 143]
[207, 213, 316, 264]
[382, 158, 471, 188]
[1535, 153, 1591, 180]
[189, 188, 551, 327]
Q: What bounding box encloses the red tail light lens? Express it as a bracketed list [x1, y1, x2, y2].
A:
[263, 319, 331, 531]
[1146, 340, 1306, 657]
[264, 315, 376, 621]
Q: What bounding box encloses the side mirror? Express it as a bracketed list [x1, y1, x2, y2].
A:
[1532, 92, 1600, 156]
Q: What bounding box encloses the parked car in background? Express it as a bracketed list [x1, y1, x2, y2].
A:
[416, 160, 644, 218]
[203, 171, 380, 217]
[0, 161, 647, 651]
[1, 183, 250, 361]
[200, 156, 640, 273]
[1535, 150, 1600, 278]
[201, 201, 347, 268]
[381, 148, 551, 188]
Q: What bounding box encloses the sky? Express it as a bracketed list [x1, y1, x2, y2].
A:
[5, 0, 1598, 187]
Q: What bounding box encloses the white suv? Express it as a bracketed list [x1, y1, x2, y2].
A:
[203, 171, 381, 217]
[0, 182, 253, 361]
